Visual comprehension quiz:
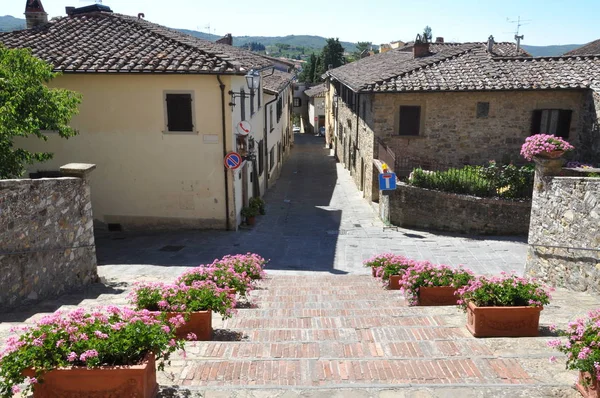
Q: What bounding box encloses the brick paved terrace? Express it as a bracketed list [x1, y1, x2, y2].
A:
[150, 274, 600, 397]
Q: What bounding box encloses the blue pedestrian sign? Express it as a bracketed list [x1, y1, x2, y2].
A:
[224, 152, 242, 170]
[379, 172, 397, 190]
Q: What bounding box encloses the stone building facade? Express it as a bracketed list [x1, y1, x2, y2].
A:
[525, 159, 600, 293]
[0, 164, 98, 311]
[324, 40, 600, 207]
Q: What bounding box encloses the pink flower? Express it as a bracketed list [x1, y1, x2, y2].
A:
[67, 352, 78, 362]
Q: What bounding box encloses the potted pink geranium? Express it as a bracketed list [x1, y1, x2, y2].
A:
[399, 261, 474, 306]
[456, 273, 551, 337]
[549, 309, 600, 397]
[520, 134, 574, 161]
[0, 306, 184, 398]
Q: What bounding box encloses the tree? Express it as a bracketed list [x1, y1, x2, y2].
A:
[353, 41, 372, 60]
[422, 26, 433, 43]
[321, 38, 345, 71]
[0, 46, 81, 179]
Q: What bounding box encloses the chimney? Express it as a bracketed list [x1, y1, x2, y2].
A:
[487, 35, 495, 53]
[413, 41, 430, 59]
[65, 6, 75, 16]
[435, 37, 444, 43]
[24, 0, 48, 29]
[216, 34, 233, 46]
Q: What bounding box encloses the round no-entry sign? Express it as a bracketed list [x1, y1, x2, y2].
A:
[224, 152, 242, 170]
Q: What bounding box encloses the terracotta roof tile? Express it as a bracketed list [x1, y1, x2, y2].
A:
[304, 83, 327, 97]
[564, 39, 600, 56]
[327, 42, 600, 93]
[262, 70, 294, 94]
[0, 11, 272, 74]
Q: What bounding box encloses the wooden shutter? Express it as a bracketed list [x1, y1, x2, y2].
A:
[557, 110, 572, 139]
[530, 110, 542, 135]
[166, 94, 193, 132]
[399, 106, 421, 136]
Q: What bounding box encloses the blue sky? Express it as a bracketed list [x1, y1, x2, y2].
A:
[5, 0, 600, 46]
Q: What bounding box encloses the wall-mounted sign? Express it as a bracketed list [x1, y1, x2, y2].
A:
[236, 121, 252, 136]
[224, 152, 242, 170]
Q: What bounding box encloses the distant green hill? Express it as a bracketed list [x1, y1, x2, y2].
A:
[0, 15, 25, 32]
[0, 16, 584, 57]
[522, 44, 582, 56]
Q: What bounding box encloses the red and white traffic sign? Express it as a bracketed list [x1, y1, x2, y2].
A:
[224, 152, 242, 170]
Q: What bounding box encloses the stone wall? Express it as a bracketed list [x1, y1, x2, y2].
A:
[328, 82, 377, 201]
[525, 159, 600, 293]
[580, 88, 600, 163]
[0, 164, 98, 311]
[373, 90, 587, 166]
[382, 181, 531, 235]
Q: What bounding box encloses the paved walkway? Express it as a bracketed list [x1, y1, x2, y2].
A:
[3, 133, 596, 397]
[96, 133, 527, 281]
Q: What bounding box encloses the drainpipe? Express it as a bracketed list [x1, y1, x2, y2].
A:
[217, 75, 231, 230]
[263, 92, 279, 195]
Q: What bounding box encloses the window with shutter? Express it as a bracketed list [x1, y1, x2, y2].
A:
[531, 109, 572, 138]
[399, 106, 421, 136]
[258, 139, 264, 176]
[165, 93, 193, 132]
[269, 147, 275, 170]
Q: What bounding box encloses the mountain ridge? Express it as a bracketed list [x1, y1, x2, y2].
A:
[0, 15, 585, 57]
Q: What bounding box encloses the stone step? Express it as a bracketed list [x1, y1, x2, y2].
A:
[182, 341, 496, 360]
[156, 385, 580, 398]
[222, 315, 445, 329]
[169, 357, 535, 387]
[208, 327, 469, 343]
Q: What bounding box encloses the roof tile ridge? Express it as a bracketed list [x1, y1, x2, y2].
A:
[106, 13, 241, 71]
[375, 44, 478, 89]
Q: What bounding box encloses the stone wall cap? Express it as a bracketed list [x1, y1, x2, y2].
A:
[60, 163, 96, 176]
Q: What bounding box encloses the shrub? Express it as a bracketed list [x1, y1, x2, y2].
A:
[129, 280, 237, 319]
[249, 197, 266, 215]
[241, 206, 259, 218]
[363, 254, 420, 281]
[0, 307, 184, 397]
[456, 272, 551, 310]
[548, 309, 600, 386]
[399, 262, 474, 306]
[408, 161, 534, 199]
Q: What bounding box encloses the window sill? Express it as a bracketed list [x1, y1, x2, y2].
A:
[397, 134, 424, 139]
[163, 130, 198, 135]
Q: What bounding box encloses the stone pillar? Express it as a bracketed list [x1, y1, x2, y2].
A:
[532, 156, 563, 193]
[60, 163, 96, 181]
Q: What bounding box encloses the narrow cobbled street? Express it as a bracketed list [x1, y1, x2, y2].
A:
[2, 133, 598, 397]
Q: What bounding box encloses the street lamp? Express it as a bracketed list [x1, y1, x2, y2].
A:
[229, 70, 261, 107]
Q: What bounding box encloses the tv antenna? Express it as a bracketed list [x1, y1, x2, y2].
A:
[205, 23, 216, 36]
[506, 16, 530, 55]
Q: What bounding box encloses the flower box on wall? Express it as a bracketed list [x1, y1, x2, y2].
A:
[466, 302, 542, 337]
[417, 286, 458, 306]
[168, 311, 212, 341]
[27, 352, 158, 398]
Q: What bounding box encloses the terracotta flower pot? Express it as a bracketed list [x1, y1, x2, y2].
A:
[388, 275, 401, 290]
[246, 216, 256, 226]
[538, 150, 565, 159]
[466, 301, 542, 337]
[167, 310, 212, 341]
[27, 352, 157, 398]
[577, 372, 600, 398]
[417, 286, 458, 306]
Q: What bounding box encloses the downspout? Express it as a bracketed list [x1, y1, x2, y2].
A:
[217, 75, 230, 230]
[355, 93, 360, 172]
[263, 92, 279, 195]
